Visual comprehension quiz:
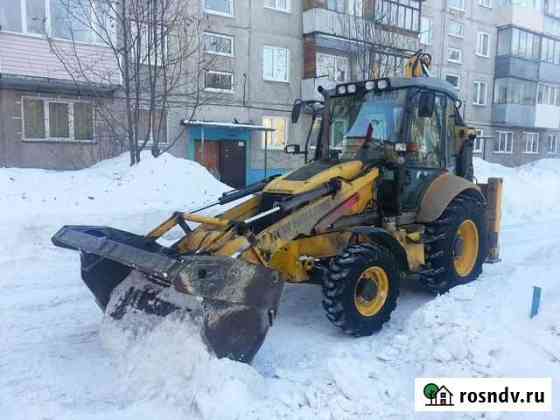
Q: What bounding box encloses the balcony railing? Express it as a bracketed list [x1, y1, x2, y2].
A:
[303, 8, 419, 52]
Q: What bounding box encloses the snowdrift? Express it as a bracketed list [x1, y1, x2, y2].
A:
[1, 154, 559, 420]
[475, 157, 560, 226]
[0, 152, 230, 222]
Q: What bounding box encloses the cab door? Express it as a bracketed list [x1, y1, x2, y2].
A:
[400, 91, 447, 211]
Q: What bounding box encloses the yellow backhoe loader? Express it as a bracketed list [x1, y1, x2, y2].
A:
[52, 51, 503, 363]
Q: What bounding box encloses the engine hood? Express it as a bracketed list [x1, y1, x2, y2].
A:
[263, 160, 364, 195]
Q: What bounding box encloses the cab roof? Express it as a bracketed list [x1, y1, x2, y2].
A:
[330, 77, 459, 101]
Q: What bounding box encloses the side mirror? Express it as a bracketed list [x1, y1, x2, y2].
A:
[418, 92, 435, 118]
[284, 144, 301, 154]
[291, 99, 304, 124]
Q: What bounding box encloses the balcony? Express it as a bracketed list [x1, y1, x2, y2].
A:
[495, 56, 539, 81]
[302, 8, 418, 52]
[493, 104, 560, 129]
[540, 62, 560, 84]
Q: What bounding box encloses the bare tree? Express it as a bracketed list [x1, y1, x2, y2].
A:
[47, 0, 213, 165]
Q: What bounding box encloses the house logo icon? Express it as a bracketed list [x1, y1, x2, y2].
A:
[423, 383, 455, 407]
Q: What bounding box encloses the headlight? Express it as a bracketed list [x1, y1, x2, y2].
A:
[347, 84, 357, 94]
[377, 79, 390, 90]
[337, 85, 347, 95]
[394, 143, 407, 152]
[365, 81, 375, 91]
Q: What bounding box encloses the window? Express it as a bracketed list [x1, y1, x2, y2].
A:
[0, 1, 22, 32]
[448, 20, 464, 38]
[479, 0, 492, 7]
[74, 102, 94, 140]
[264, 0, 290, 12]
[49, 103, 70, 138]
[0, 0, 111, 42]
[524, 132, 539, 153]
[205, 71, 234, 92]
[477, 32, 490, 57]
[262, 117, 287, 149]
[495, 131, 513, 153]
[22, 97, 94, 142]
[204, 32, 234, 56]
[372, 52, 407, 77]
[375, 0, 421, 32]
[448, 47, 463, 63]
[420, 17, 433, 46]
[548, 134, 559, 153]
[537, 84, 560, 106]
[448, 0, 465, 11]
[546, 0, 560, 18]
[347, 0, 363, 16]
[327, 0, 344, 12]
[474, 129, 484, 153]
[204, 0, 234, 16]
[494, 78, 536, 105]
[473, 81, 488, 105]
[445, 74, 460, 89]
[317, 53, 349, 82]
[26, 0, 46, 34]
[23, 98, 46, 139]
[331, 119, 347, 149]
[498, 28, 540, 60]
[263, 46, 289, 82]
[410, 94, 445, 167]
[541, 36, 560, 65]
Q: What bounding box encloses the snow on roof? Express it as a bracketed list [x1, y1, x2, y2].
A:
[181, 120, 275, 131]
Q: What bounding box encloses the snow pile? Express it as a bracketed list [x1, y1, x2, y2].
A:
[103, 318, 265, 420]
[475, 158, 560, 226]
[1, 154, 559, 420]
[0, 152, 230, 223]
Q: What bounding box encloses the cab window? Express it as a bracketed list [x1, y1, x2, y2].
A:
[409, 93, 445, 168]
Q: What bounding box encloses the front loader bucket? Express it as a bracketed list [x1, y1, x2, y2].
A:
[52, 226, 284, 363]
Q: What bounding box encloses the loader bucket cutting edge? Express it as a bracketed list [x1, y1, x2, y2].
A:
[51, 225, 284, 363]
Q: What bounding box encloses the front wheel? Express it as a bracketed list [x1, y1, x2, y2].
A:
[322, 243, 400, 336]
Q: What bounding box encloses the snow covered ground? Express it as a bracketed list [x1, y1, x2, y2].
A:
[1, 153, 558, 419]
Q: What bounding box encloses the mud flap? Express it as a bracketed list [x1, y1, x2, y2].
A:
[52, 225, 284, 363]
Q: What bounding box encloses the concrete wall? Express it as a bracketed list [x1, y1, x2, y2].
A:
[422, 0, 497, 130]
[0, 88, 119, 169]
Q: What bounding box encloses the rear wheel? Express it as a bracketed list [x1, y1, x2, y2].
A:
[322, 243, 400, 336]
[422, 192, 488, 293]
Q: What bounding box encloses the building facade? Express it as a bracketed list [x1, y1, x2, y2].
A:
[0, 1, 122, 169]
[421, 0, 560, 166]
[0, 0, 422, 186]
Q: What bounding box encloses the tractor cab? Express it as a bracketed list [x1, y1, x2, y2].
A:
[284, 77, 476, 213]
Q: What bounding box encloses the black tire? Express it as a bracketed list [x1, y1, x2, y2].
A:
[322, 243, 400, 336]
[422, 192, 488, 293]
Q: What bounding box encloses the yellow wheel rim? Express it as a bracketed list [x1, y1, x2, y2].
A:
[354, 266, 389, 317]
[453, 220, 480, 278]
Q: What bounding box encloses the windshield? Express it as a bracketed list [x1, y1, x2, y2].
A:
[329, 89, 407, 161]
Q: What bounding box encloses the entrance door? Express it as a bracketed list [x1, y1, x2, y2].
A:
[220, 141, 246, 188]
[194, 140, 246, 188]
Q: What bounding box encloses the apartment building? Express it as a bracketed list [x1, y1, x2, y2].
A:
[0, 0, 420, 186]
[177, 0, 421, 186]
[421, 0, 560, 166]
[0, 0, 122, 169]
